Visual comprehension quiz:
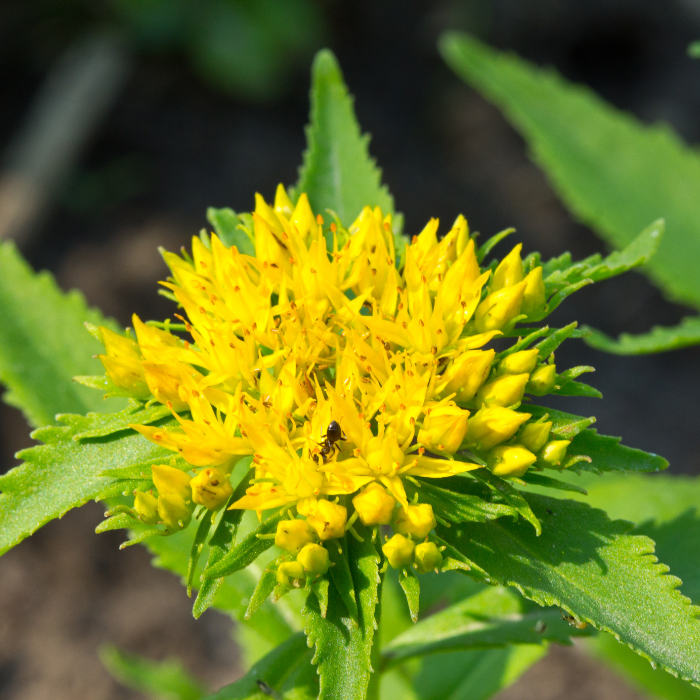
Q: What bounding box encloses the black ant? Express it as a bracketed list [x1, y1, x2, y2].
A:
[313, 420, 347, 463]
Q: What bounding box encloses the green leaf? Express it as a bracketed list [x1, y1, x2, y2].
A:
[470, 469, 541, 535]
[100, 645, 206, 700]
[534, 322, 578, 360]
[203, 510, 285, 580]
[206, 207, 255, 255]
[187, 510, 214, 596]
[293, 49, 395, 228]
[0, 241, 124, 427]
[584, 316, 700, 354]
[689, 41, 700, 58]
[399, 569, 420, 624]
[477, 227, 515, 262]
[410, 645, 547, 700]
[245, 553, 289, 620]
[0, 413, 176, 556]
[312, 576, 330, 618]
[304, 523, 381, 700]
[72, 401, 172, 441]
[518, 472, 587, 496]
[193, 466, 254, 618]
[203, 633, 317, 700]
[383, 586, 590, 661]
[327, 535, 359, 622]
[440, 32, 700, 308]
[439, 493, 700, 685]
[526, 405, 668, 473]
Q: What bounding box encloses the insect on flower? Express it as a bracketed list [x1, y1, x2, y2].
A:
[313, 419, 347, 464]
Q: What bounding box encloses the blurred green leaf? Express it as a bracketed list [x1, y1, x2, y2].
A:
[440, 33, 700, 312]
[689, 41, 700, 58]
[440, 493, 700, 686]
[294, 49, 395, 228]
[584, 316, 700, 354]
[100, 645, 206, 700]
[0, 241, 123, 427]
[383, 586, 590, 661]
[207, 207, 255, 255]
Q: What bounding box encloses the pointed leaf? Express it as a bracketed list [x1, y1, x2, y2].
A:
[0, 241, 124, 427]
[312, 576, 330, 618]
[304, 523, 381, 700]
[187, 510, 214, 596]
[384, 586, 590, 661]
[518, 472, 587, 496]
[440, 493, 700, 685]
[206, 207, 255, 255]
[440, 32, 700, 308]
[0, 414, 176, 556]
[327, 535, 359, 622]
[293, 49, 394, 227]
[399, 569, 420, 624]
[584, 316, 700, 354]
[245, 554, 289, 620]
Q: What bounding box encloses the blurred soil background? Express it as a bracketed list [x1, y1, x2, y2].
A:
[1, 1, 700, 698]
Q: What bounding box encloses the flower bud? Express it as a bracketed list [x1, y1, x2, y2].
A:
[475, 373, 529, 408]
[276, 561, 306, 588]
[382, 534, 416, 569]
[134, 490, 159, 524]
[521, 267, 546, 316]
[466, 407, 531, 450]
[417, 405, 469, 453]
[413, 541, 444, 574]
[519, 421, 552, 453]
[491, 244, 524, 292]
[498, 349, 539, 376]
[152, 464, 192, 501]
[365, 432, 405, 476]
[527, 364, 557, 396]
[297, 543, 330, 576]
[157, 494, 193, 530]
[454, 214, 470, 257]
[540, 440, 571, 468]
[191, 467, 233, 510]
[474, 281, 526, 333]
[352, 483, 396, 526]
[305, 500, 348, 541]
[275, 519, 316, 554]
[394, 504, 437, 539]
[438, 350, 495, 403]
[488, 445, 537, 478]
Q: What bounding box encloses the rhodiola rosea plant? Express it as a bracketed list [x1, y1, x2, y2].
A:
[0, 49, 698, 700]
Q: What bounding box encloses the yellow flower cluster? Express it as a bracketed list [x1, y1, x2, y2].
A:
[98, 186, 571, 571]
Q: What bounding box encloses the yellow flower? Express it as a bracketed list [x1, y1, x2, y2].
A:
[97, 326, 150, 398]
[417, 404, 469, 453]
[352, 483, 396, 526]
[297, 543, 330, 576]
[394, 504, 437, 539]
[152, 464, 192, 500]
[474, 281, 527, 333]
[466, 407, 531, 450]
[519, 421, 552, 453]
[275, 519, 316, 554]
[475, 373, 529, 408]
[158, 494, 193, 530]
[298, 499, 347, 540]
[134, 490, 159, 524]
[382, 534, 415, 569]
[540, 440, 571, 468]
[498, 349, 539, 376]
[276, 561, 306, 588]
[191, 467, 233, 509]
[487, 445, 537, 478]
[413, 542, 443, 574]
[528, 364, 557, 395]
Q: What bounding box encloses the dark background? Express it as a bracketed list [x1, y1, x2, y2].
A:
[1, 1, 699, 698]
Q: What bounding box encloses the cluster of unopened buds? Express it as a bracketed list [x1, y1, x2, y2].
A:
[91, 184, 585, 592]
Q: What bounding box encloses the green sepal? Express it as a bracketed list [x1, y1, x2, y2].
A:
[477, 227, 515, 262]
[95, 512, 139, 533]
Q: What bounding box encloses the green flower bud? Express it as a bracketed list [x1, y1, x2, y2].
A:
[157, 493, 192, 530]
[276, 561, 306, 588]
[488, 445, 537, 478]
[474, 281, 526, 333]
[297, 543, 330, 576]
[491, 244, 524, 292]
[382, 534, 416, 569]
[540, 440, 571, 468]
[466, 407, 531, 450]
[134, 490, 159, 524]
[521, 267, 546, 316]
[527, 364, 557, 396]
[475, 373, 529, 408]
[275, 519, 316, 554]
[498, 349, 539, 376]
[413, 542, 444, 574]
[519, 421, 552, 453]
[394, 504, 437, 539]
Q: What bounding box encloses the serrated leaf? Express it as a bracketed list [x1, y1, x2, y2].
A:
[327, 534, 359, 623]
[206, 207, 255, 255]
[245, 554, 289, 620]
[439, 493, 700, 685]
[71, 401, 172, 441]
[406, 477, 518, 525]
[203, 510, 285, 580]
[399, 569, 420, 624]
[202, 633, 316, 700]
[193, 466, 254, 618]
[304, 523, 381, 700]
[293, 49, 395, 227]
[518, 472, 587, 496]
[312, 577, 330, 619]
[383, 585, 590, 661]
[526, 405, 595, 439]
[0, 241, 124, 427]
[440, 32, 699, 308]
[0, 414, 176, 556]
[100, 645, 206, 700]
[534, 322, 578, 359]
[470, 469, 541, 535]
[584, 316, 700, 354]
